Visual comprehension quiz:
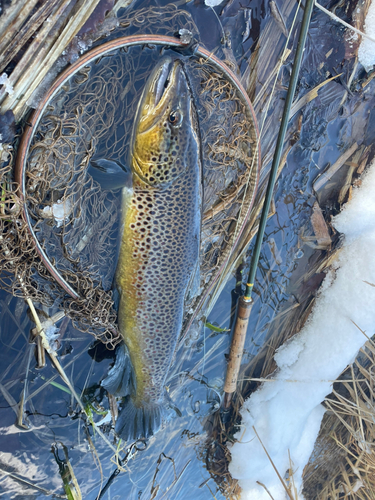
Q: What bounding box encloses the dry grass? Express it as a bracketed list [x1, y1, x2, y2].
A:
[303, 337, 375, 500]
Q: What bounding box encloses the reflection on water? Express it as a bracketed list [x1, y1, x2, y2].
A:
[1, 0, 375, 498]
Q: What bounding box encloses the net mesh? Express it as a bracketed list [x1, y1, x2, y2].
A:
[0, 6, 258, 349]
[113, 4, 200, 38]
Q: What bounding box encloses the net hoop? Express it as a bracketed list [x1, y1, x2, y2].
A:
[15, 34, 261, 300]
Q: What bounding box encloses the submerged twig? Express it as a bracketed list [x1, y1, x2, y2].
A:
[313, 142, 359, 192]
[315, 1, 375, 45]
[0, 465, 65, 498]
[52, 442, 82, 500]
[85, 431, 103, 499]
[0, 382, 19, 417]
[98, 440, 147, 500]
[20, 281, 118, 454]
[150, 452, 191, 500]
[290, 73, 342, 118]
[270, 1, 288, 37]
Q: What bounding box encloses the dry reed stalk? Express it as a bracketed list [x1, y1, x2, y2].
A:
[0, 0, 40, 56]
[1, 0, 103, 119]
[243, 0, 298, 100]
[204, 143, 290, 317]
[0, 0, 75, 106]
[251, 49, 292, 108]
[315, 1, 375, 45]
[290, 74, 342, 119]
[313, 142, 359, 192]
[0, 0, 61, 74]
[253, 426, 295, 500]
[337, 146, 366, 204]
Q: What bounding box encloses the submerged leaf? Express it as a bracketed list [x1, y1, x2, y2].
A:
[40, 375, 71, 394]
[204, 321, 230, 333]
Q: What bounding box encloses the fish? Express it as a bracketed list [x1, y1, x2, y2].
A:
[101, 56, 202, 441]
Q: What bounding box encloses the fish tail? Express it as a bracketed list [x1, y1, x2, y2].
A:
[115, 396, 170, 440]
[101, 343, 134, 397]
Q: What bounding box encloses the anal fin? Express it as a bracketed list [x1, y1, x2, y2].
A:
[101, 343, 134, 397]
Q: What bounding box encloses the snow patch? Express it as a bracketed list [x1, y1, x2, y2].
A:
[45, 324, 60, 343]
[0, 73, 13, 95]
[229, 163, 375, 499]
[42, 198, 72, 227]
[358, 0, 375, 70]
[205, 0, 225, 6]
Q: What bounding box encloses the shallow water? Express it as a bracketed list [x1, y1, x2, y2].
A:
[1, 0, 375, 498]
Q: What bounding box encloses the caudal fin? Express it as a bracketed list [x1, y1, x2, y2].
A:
[101, 343, 134, 397]
[115, 397, 167, 440]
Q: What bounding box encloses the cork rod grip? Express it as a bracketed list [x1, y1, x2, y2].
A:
[223, 296, 253, 394]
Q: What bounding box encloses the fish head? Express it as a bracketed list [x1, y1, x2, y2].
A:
[131, 57, 197, 186]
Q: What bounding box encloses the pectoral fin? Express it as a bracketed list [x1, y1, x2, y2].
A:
[88, 158, 132, 191]
[185, 259, 201, 303]
[112, 287, 120, 313]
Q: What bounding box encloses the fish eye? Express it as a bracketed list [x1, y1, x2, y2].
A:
[168, 110, 182, 126]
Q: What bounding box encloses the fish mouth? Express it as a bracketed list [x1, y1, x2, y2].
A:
[150, 58, 183, 110]
[154, 58, 173, 107]
[130, 57, 186, 178]
[132, 57, 184, 136]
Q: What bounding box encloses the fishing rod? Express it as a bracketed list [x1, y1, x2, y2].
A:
[222, 0, 315, 410]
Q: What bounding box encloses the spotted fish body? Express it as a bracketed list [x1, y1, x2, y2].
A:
[111, 58, 201, 440]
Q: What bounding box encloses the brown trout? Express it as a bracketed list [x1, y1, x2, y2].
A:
[102, 57, 202, 440]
